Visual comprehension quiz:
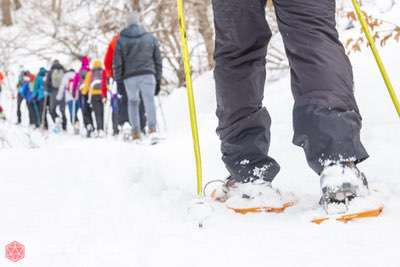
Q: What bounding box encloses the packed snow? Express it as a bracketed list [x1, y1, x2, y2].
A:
[1, 27, 400, 267]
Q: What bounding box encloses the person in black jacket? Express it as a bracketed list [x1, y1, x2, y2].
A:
[113, 12, 162, 140]
[46, 60, 67, 131]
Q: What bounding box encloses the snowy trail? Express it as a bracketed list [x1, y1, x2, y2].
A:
[1, 44, 400, 266]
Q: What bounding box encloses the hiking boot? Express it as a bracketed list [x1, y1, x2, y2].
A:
[210, 176, 283, 207]
[132, 131, 141, 140]
[229, 179, 286, 210]
[73, 122, 80, 135]
[112, 129, 119, 136]
[320, 162, 369, 207]
[97, 130, 106, 138]
[86, 124, 94, 138]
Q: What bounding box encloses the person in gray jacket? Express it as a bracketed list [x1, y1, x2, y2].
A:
[212, 0, 369, 206]
[113, 12, 162, 140]
[46, 60, 67, 131]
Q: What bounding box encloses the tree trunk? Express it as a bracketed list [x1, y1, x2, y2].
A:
[1, 0, 13, 26]
[13, 0, 21, 10]
[51, 0, 56, 11]
[131, 0, 141, 12]
[56, 0, 62, 20]
[194, 0, 214, 69]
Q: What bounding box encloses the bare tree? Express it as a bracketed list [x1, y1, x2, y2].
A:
[131, 0, 141, 12]
[1, 0, 13, 26]
[193, 0, 214, 69]
[14, 0, 21, 10]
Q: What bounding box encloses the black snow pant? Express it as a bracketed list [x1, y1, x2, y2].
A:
[49, 91, 67, 130]
[91, 95, 104, 131]
[117, 80, 146, 133]
[81, 95, 94, 130]
[112, 109, 119, 134]
[111, 96, 120, 135]
[212, 0, 369, 183]
[36, 99, 48, 129]
[27, 101, 38, 127]
[16, 94, 24, 124]
[117, 80, 129, 126]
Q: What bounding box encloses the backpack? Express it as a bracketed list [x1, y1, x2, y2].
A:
[51, 69, 64, 89]
[90, 69, 102, 90]
[78, 69, 88, 91]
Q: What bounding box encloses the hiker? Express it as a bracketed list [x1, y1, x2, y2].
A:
[46, 60, 67, 131]
[113, 12, 162, 141]
[17, 71, 37, 127]
[81, 59, 107, 137]
[211, 0, 369, 206]
[105, 32, 124, 136]
[57, 68, 80, 133]
[32, 67, 48, 129]
[72, 56, 92, 137]
[105, 32, 147, 136]
[16, 70, 30, 125]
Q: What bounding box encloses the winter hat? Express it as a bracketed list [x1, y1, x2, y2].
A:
[81, 56, 90, 69]
[38, 67, 47, 76]
[91, 59, 102, 69]
[126, 12, 140, 26]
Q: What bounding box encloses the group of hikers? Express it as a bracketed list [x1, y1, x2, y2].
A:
[0, 12, 162, 142]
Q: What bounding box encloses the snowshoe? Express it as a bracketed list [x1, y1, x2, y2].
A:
[312, 163, 383, 224]
[148, 129, 160, 145]
[123, 132, 131, 142]
[205, 177, 295, 214]
[52, 118, 62, 134]
[122, 122, 132, 142]
[73, 122, 80, 135]
[97, 130, 106, 138]
[131, 131, 142, 144]
[112, 129, 119, 137]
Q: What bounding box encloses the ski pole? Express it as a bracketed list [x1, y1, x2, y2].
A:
[351, 0, 400, 118]
[177, 0, 203, 198]
[72, 97, 76, 127]
[157, 95, 168, 133]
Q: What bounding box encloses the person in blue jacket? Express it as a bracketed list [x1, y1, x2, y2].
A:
[32, 67, 48, 129]
[17, 71, 38, 127]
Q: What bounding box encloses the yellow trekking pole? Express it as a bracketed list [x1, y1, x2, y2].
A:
[177, 0, 203, 197]
[351, 0, 400, 118]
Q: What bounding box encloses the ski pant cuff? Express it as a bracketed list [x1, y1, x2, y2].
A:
[293, 104, 369, 174]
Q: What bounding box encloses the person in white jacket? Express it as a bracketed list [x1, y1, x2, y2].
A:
[57, 69, 80, 132]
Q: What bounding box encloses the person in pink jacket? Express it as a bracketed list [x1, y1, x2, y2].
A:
[71, 56, 90, 133]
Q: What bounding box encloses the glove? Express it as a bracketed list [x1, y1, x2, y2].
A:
[155, 80, 161, 96]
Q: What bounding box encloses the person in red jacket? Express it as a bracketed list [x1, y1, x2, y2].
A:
[104, 33, 119, 79]
[104, 33, 122, 135]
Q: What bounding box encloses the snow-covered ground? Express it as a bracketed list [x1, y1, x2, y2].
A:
[1, 36, 400, 267]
